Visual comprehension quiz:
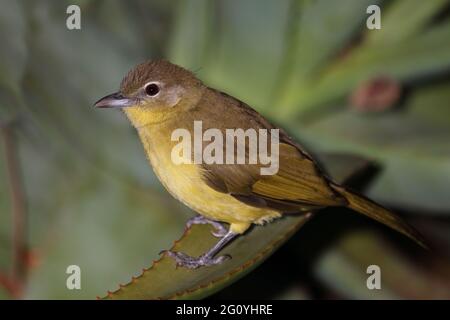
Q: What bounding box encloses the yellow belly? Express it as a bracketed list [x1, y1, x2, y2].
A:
[138, 128, 280, 234]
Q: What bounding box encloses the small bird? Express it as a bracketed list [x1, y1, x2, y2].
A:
[94, 60, 426, 269]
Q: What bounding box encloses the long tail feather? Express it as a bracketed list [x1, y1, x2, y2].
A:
[331, 184, 428, 249]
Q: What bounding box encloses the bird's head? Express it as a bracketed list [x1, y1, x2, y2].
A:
[94, 60, 205, 127]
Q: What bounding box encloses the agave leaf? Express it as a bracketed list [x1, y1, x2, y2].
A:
[299, 82, 450, 211]
[277, 17, 450, 117]
[366, 0, 449, 45]
[276, 0, 380, 108]
[21, 0, 155, 185]
[24, 167, 186, 299]
[0, 130, 12, 272]
[0, 0, 27, 121]
[0, 0, 27, 275]
[315, 231, 450, 299]
[203, 0, 290, 108]
[168, 0, 214, 71]
[103, 153, 371, 299]
[0, 0, 26, 93]
[169, 0, 290, 108]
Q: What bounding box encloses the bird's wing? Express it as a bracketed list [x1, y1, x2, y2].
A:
[200, 91, 346, 212]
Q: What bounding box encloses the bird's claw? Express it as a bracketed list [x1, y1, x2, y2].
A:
[186, 215, 228, 238]
[211, 227, 228, 238]
[161, 250, 231, 269]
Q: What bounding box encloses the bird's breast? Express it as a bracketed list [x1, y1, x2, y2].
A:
[136, 125, 280, 228]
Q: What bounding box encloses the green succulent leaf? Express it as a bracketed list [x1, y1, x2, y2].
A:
[276, 0, 381, 108]
[169, 0, 291, 109]
[366, 0, 449, 45]
[0, 0, 27, 121]
[299, 82, 450, 212]
[276, 10, 450, 117]
[0, 0, 26, 92]
[103, 153, 371, 299]
[315, 231, 450, 299]
[169, 0, 214, 71]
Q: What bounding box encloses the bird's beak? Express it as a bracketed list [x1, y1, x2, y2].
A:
[94, 92, 136, 108]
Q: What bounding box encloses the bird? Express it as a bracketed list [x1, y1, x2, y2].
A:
[94, 60, 426, 269]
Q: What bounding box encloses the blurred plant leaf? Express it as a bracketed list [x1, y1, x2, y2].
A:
[0, 0, 27, 121]
[298, 82, 450, 211]
[103, 153, 371, 299]
[22, 0, 152, 183]
[24, 167, 186, 299]
[170, 0, 290, 108]
[277, 15, 450, 118]
[0, 0, 26, 93]
[366, 0, 449, 45]
[169, 0, 214, 71]
[315, 231, 450, 299]
[276, 0, 380, 109]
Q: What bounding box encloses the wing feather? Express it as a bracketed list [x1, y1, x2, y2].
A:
[199, 90, 346, 212]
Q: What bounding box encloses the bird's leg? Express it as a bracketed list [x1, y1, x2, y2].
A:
[186, 214, 228, 238]
[162, 231, 238, 269]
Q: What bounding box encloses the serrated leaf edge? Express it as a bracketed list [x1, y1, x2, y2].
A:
[100, 213, 313, 300]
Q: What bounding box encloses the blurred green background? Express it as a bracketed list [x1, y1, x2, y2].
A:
[1, 0, 450, 299]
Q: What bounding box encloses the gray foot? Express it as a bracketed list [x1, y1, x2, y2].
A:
[161, 230, 238, 269]
[186, 215, 228, 238]
[162, 250, 231, 269]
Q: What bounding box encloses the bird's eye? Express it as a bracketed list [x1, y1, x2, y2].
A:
[145, 83, 160, 96]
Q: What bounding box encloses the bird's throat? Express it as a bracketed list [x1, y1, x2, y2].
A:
[123, 106, 180, 128]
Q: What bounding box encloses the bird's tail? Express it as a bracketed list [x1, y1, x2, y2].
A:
[331, 183, 428, 249]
